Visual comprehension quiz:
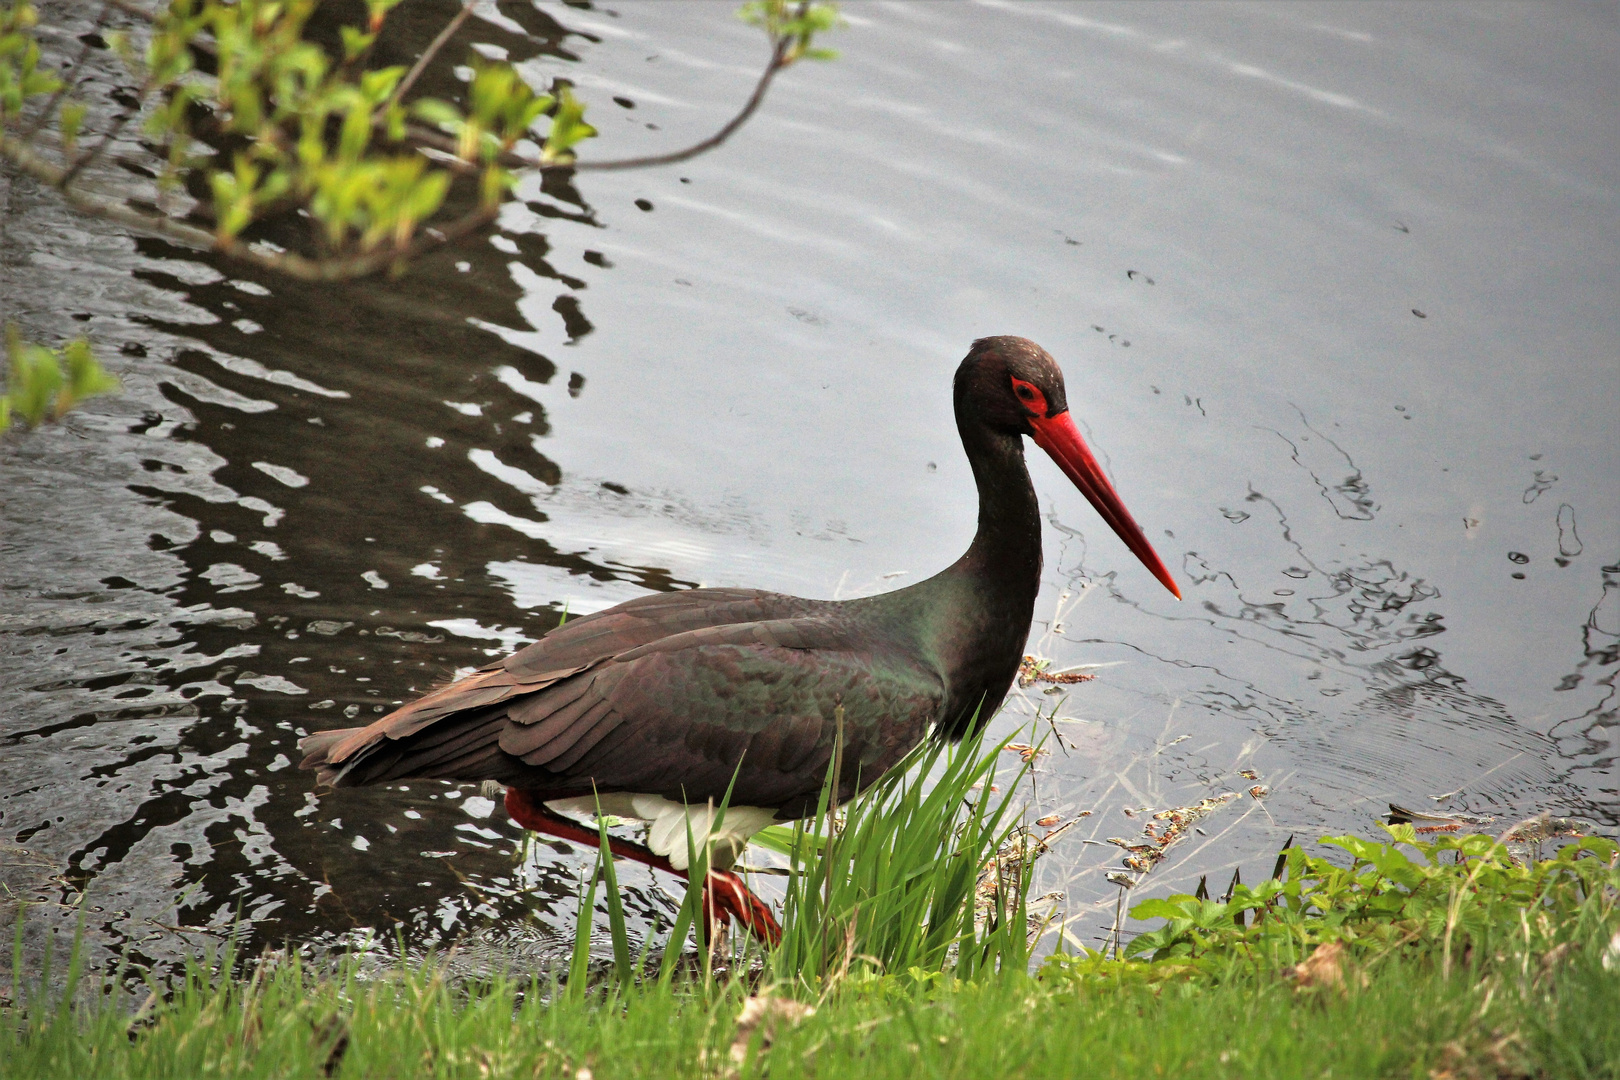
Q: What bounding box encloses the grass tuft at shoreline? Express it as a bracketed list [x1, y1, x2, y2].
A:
[4, 727, 1617, 1078]
[3, 918, 1616, 1079]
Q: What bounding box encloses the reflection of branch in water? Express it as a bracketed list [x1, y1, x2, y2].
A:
[1042, 420, 1581, 812]
[1556, 504, 1583, 558]
[1192, 485, 1445, 658]
[1523, 470, 1557, 504]
[1547, 565, 1618, 823]
[1255, 406, 1378, 521]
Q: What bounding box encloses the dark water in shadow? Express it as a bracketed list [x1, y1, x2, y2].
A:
[2, 1, 1614, 972]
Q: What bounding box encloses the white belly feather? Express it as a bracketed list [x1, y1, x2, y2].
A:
[544, 793, 778, 871]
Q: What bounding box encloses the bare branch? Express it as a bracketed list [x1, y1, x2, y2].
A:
[577, 32, 796, 172]
[399, 31, 795, 176]
[58, 92, 140, 190]
[3, 131, 218, 243]
[383, 2, 474, 118]
[574, 35, 793, 173]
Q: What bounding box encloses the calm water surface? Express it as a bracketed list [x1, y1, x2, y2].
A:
[2, 1, 1615, 972]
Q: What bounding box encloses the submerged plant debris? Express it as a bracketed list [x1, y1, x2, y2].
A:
[1387, 803, 1497, 827]
[1104, 793, 1243, 881]
[1002, 742, 1050, 764]
[974, 817, 1082, 939]
[1017, 655, 1097, 688]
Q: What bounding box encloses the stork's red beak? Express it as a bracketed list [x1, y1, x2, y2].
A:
[1029, 410, 1182, 599]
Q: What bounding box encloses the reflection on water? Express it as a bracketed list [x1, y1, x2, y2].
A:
[2, 1, 1614, 973]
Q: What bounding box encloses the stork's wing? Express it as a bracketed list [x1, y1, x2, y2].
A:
[300, 589, 944, 815]
[301, 588, 801, 772]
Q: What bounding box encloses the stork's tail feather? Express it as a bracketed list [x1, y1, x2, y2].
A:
[298, 727, 365, 786]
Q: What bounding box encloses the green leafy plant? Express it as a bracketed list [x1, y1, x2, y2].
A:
[1112, 826, 1618, 971]
[2, 325, 119, 432]
[0, 0, 842, 282]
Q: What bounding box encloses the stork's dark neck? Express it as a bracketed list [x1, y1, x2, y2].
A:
[952, 417, 1043, 594]
[864, 413, 1044, 738]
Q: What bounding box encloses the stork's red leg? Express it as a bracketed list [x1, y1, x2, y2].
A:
[504, 788, 781, 946]
[702, 870, 782, 946]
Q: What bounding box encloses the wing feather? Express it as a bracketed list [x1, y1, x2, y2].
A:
[301, 589, 946, 817]
[545, 704, 626, 771]
[499, 676, 605, 758]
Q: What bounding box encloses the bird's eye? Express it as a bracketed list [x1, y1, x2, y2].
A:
[1010, 376, 1046, 414]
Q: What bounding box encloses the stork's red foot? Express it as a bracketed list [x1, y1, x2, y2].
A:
[702, 869, 782, 946]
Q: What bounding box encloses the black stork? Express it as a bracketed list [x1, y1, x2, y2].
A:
[300, 336, 1180, 943]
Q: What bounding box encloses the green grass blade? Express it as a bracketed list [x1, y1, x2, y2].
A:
[568, 866, 599, 997]
[591, 794, 633, 988]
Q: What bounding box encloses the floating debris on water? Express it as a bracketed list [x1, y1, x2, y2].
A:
[1501, 813, 1589, 844]
[1248, 785, 1269, 800]
[1102, 793, 1243, 888]
[1017, 655, 1098, 689]
[974, 817, 1081, 933]
[1003, 742, 1050, 764]
[1239, 769, 1260, 781]
[1106, 837, 1159, 854]
[1387, 804, 1495, 827]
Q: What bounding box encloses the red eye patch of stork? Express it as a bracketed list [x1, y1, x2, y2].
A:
[1010, 376, 1049, 417]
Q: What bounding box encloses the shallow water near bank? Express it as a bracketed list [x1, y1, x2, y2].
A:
[1, 1, 1615, 976]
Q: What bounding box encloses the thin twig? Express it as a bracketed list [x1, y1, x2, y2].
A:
[382, 2, 474, 119]
[20, 2, 112, 139]
[58, 90, 140, 190]
[396, 22, 796, 175]
[574, 33, 792, 172]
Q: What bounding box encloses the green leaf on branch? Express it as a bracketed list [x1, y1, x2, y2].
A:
[3, 326, 119, 432]
[739, 0, 843, 63]
[541, 84, 594, 165]
[59, 101, 85, 151]
[0, 2, 63, 121]
[468, 61, 556, 157]
[364, 0, 407, 34]
[0, 0, 840, 281]
[409, 98, 461, 129]
[340, 26, 376, 63]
